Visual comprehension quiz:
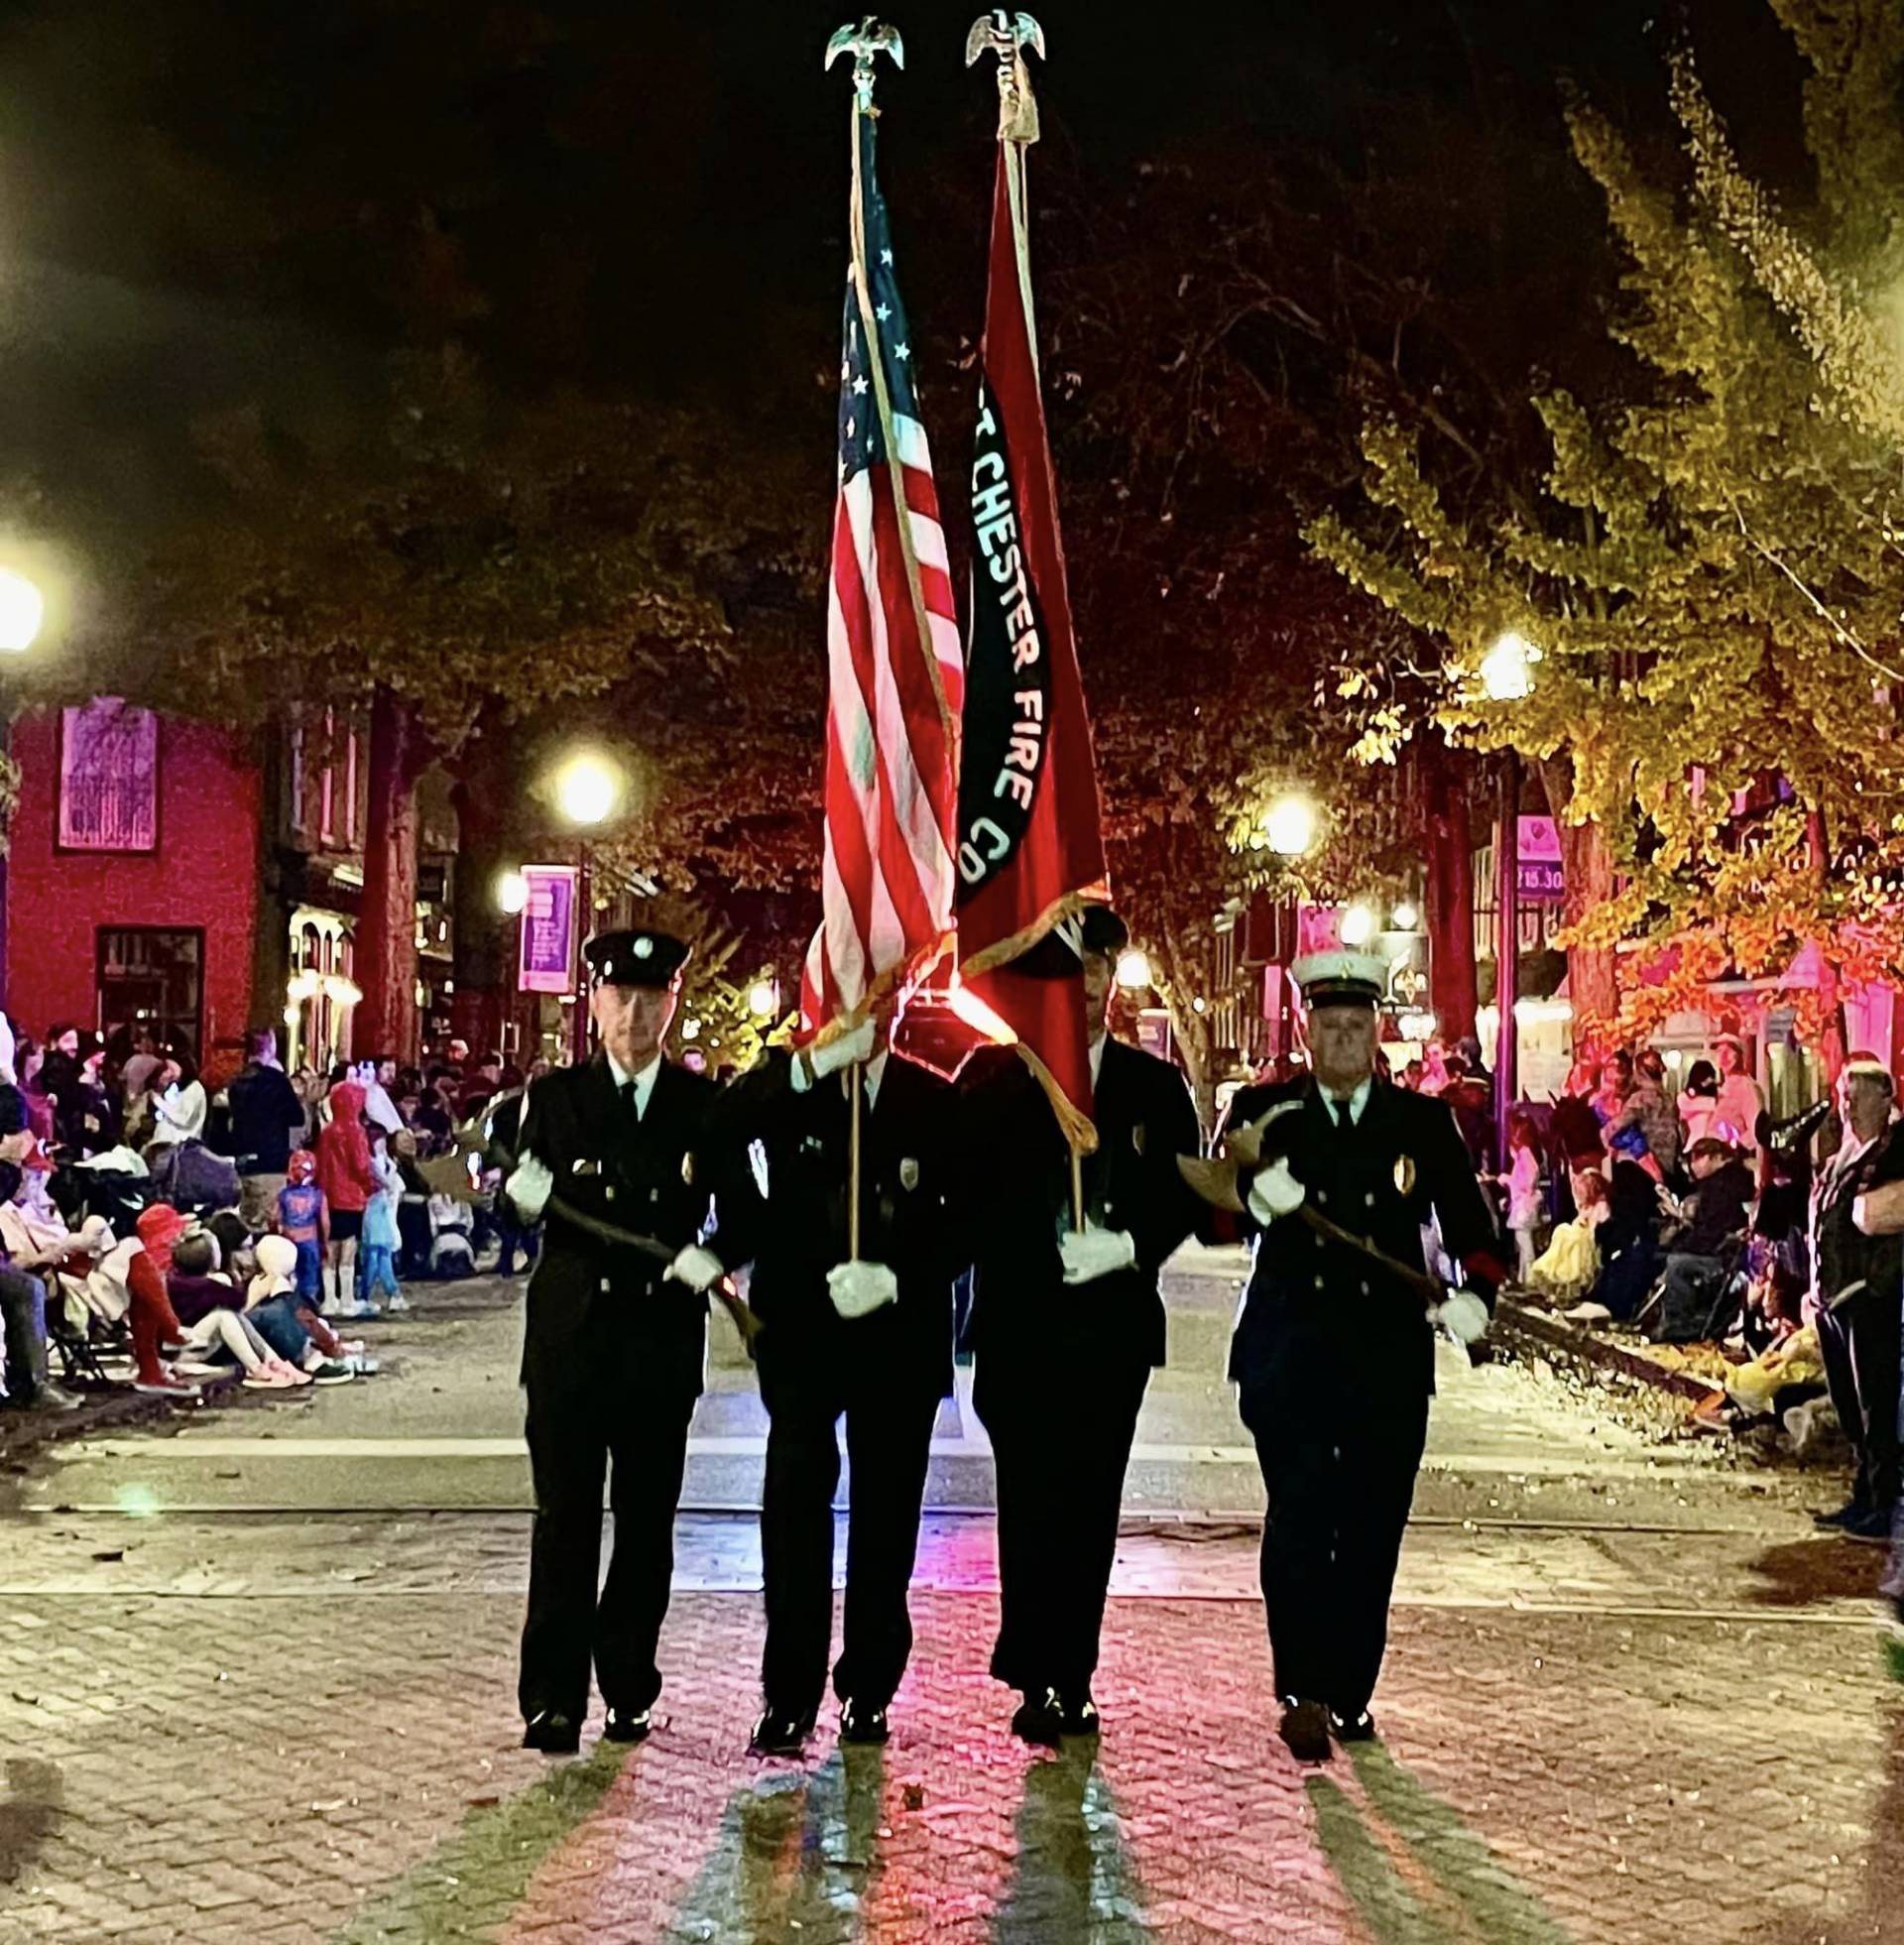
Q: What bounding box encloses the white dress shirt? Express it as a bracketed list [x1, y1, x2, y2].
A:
[607, 1048, 664, 1121]
[1323, 1075, 1373, 1127]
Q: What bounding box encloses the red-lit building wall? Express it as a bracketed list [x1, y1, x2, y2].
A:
[6, 706, 263, 1085]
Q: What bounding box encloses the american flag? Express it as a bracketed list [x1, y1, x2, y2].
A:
[800, 115, 963, 1034]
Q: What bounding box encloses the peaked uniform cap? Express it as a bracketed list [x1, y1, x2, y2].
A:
[584, 929, 690, 989]
[1292, 949, 1387, 1009]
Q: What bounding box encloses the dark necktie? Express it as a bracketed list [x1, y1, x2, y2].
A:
[622, 1079, 642, 1126]
[1333, 1098, 1355, 1135]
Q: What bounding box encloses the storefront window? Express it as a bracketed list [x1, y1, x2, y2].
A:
[96, 927, 202, 1060]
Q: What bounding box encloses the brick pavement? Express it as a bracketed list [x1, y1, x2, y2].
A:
[0, 1575, 1895, 1943]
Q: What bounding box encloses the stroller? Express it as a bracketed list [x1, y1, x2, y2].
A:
[147, 1140, 242, 1216]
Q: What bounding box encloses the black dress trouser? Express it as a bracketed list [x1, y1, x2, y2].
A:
[758, 1352, 941, 1716]
[975, 1349, 1151, 1698]
[1817, 1287, 1902, 1516]
[519, 1369, 698, 1724]
[1242, 1380, 1430, 1719]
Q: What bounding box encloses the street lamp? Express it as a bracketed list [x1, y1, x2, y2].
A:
[1479, 629, 1540, 702]
[1263, 792, 1317, 858]
[551, 750, 624, 827]
[1391, 899, 1419, 931]
[748, 978, 779, 1020]
[547, 749, 628, 1062]
[1115, 947, 1152, 991]
[1340, 903, 1377, 948]
[1477, 629, 1539, 1163]
[0, 568, 45, 655]
[0, 565, 47, 1013]
[495, 869, 530, 916]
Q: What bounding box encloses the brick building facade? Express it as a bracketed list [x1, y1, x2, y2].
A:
[5, 700, 263, 1083]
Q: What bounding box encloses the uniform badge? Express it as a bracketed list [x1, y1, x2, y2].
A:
[1393, 1155, 1416, 1197]
[899, 1157, 920, 1191]
[635, 936, 654, 959]
[681, 1152, 696, 1187]
[1132, 1123, 1146, 1155]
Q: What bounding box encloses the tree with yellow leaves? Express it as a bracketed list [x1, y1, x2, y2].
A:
[1308, 0, 1904, 1061]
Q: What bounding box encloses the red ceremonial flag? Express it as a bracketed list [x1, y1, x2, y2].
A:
[954, 132, 1109, 1155]
[800, 109, 964, 1039]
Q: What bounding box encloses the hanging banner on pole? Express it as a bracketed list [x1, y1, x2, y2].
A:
[518, 865, 578, 995]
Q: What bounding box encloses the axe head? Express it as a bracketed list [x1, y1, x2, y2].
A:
[1177, 1098, 1303, 1213]
[1012, 12, 1046, 59]
[1177, 1152, 1245, 1214]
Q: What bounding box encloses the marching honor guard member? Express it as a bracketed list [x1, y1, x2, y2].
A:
[713, 996, 969, 1757]
[1190, 950, 1504, 1764]
[505, 927, 728, 1756]
[960, 908, 1203, 1747]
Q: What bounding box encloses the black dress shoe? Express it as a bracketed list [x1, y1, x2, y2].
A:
[602, 1707, 653, 1745]
[839, 1698, 890, 1745]
[1277, 1699, 1332, 1764]
[1011, 1687, 1065, 1748]
[749, 1706, 817, 1758]
[1814, 1503, 1864, 1529]
[1329, 1708, 1378, 1744]
[1059, 1693, 1101, 1737]
[522, 1711, 581, 1756]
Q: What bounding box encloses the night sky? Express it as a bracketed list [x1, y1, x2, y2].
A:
[0, 1, 1804, 546]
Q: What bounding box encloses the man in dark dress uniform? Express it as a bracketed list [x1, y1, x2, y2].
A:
[712, 1000, 969, 1757]
[1202, 950, 1503, 1764]
[1805, 1056, 1904, 1541]
[961, 908, 1203, 1746]
[505, 927, 729, 1756]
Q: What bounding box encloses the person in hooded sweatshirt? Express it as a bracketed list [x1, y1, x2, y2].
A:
[314, 1079, 379, 1315]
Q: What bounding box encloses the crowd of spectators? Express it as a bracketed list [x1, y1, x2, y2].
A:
[0, 1019, 542, 1419]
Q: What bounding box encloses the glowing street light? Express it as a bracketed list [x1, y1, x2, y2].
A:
[1479, 629, 1541, 701]
[1263, 792, 1318, 858]
[1115, 947, 1152, 991]
[495, 869, 530, 916]
[1391, 899, 1419, 931]
[1340, 903, 1377, 947]
[551, 750, 624, 827]
[0, 568, 45, 655]
[747, 978, 779, 1020]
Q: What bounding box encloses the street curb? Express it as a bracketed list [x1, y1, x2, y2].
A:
[1491, 1297, 1726, 1406]
[0, 1369, 245, 1467]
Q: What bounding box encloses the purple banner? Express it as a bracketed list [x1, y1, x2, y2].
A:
[518, 865, 578, 995]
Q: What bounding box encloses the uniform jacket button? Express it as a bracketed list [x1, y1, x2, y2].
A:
[1314, 1275, 1326, 1289]
[1316, 1189, 1329, 1205]
[1360, 1281, 1369, 1294]
[1366, 1191, 1376, 1207]
[605, 1185, 616, 1201]
[600, 1277, 612, 1293]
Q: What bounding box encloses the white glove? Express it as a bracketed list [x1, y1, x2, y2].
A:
[827, 1259, 899, 1319]
[1060, 1226, 1138, 1285]
[505, 1154, 554, 1222]
[1431, 1289, 1490, 1346]
[1246, 1157, 1306, 1225]
[665, 1245, 726, 1294]
[801, 1017, 878, 1087]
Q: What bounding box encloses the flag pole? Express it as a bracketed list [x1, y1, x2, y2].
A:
[849, 1068, 864, 1261]
[827, 17, 922, 1264]
[968, 13, 1083, 1232]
